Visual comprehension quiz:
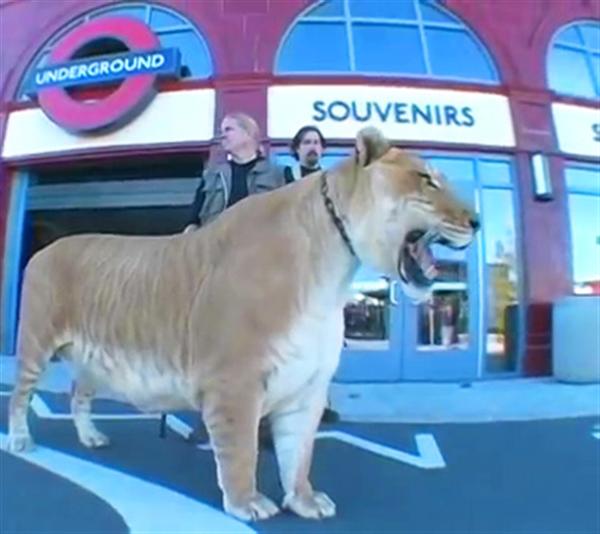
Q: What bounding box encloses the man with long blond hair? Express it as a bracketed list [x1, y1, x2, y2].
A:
[185, 112, 285, 232]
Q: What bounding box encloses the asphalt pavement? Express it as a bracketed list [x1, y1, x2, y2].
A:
[1, 389, 599, 534]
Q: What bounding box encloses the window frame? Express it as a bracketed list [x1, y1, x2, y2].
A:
[564, 161, 600, 293]
[547, 20, 600, 101]
[275, 0, 500, 84]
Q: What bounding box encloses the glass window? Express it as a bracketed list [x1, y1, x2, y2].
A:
[309, 0, 345, 18]
[38, 52, 50, 67]
[150, 9, 185, 29]
[481, 188, 519, 373]
[17, 3, 213, 100]
[158, 31, 212, 78]
[419, 2, 455, 24]
[278, 22, 350, 72]
[345, 270, 392, 351]
[548, 21, 600, 99]
[566, 164, 600, 294]
[568, 194, 600, 288]
[349, 0, 416, 19]
[565, 165, 600, 194]
[580, 23, 600, 51]
[590, 54, 600, 92]
[427, 28, 495, 80]
[478, 160, 512, 187]
[276, 0, 500, 83]
[91, 6, 147, 22]
[556, 26, 583, 47]
[413, 170, 474, 354]
[548, 47, 597, 99]
[322, 150, 352, 168]
[353, 24, 426, 74]
[424, 156, 475, 183]
[416, 245, 470, 352]
[273, 149, 350, 174]
[421, 154, 520, 373]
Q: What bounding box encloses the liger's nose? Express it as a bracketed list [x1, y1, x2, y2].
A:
[469, 215, 480, 231]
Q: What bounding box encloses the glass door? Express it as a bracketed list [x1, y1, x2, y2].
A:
[335, 265, 404, 381]
[401, 161, 482, 380]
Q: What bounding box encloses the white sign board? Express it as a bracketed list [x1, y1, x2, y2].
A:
[552, 103, 600, 158]
[268, 85, 515, 147]
[2, 89, 215, 159]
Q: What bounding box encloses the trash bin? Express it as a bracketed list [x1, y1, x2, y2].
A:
[552, 295, 600, 383]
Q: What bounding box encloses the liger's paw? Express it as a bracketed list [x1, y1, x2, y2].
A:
[224, 492, 280, 522]
[283, 490, 336, 519]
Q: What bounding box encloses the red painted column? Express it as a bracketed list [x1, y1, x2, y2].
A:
[509, 89, 572, 375]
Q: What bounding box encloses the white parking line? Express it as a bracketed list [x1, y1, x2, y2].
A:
[317, 430, 446, 469]
[0, 432, 255, 534]
[30, 394, 160, 420]
[165, 416, 446, 469]
[3, 392, 446, 468]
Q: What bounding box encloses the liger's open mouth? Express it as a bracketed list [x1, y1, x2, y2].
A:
[398, 230, 439, 288]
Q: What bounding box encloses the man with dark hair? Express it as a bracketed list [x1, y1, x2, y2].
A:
[284, 126, 340, 425]
[284, 125, 327, 184]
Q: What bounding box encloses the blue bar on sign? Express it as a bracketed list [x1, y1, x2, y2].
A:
[28, 48, 181, 94]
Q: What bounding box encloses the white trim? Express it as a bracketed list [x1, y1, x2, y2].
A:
[552, 102, 600, 158]
[2, 89, 215, 159]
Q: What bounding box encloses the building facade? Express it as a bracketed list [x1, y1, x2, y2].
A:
[0, 0, 598, 382]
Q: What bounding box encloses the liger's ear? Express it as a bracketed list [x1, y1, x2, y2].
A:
[355, 127, 390, 167]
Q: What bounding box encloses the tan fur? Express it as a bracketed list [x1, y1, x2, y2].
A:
[7, 127, 477, 521]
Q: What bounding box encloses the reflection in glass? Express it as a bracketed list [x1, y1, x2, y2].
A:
[482, 188, 519, 373]
[343, 267, 390, 351]
[158, 31, 212, 78]
[278, 22, 350, 72]
[549, 22, 600, 99]
[568, 193, 600, 293]
[417, 245, 469, 351]
[418, 289, 469, 350]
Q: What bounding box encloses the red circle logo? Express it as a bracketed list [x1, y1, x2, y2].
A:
[37, 17, 163, 133]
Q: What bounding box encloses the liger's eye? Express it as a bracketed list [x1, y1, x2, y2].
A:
[417, 171, 440, 190]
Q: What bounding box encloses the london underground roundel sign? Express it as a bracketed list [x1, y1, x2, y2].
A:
[28, 17, 181, 133]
